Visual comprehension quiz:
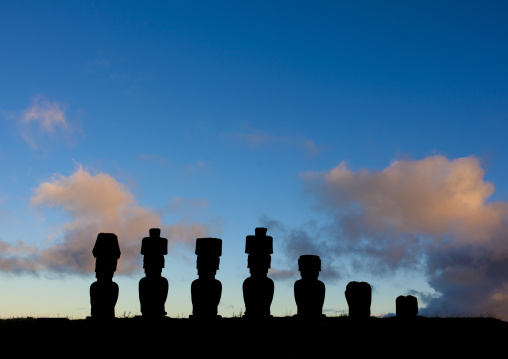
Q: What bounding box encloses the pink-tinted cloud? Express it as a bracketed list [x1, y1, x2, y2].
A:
[302, 156, 504, 239]
[298, 155, 508, 318]
[0, 165, 209, 275]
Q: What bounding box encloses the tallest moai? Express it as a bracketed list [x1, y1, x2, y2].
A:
[242, 227, 274, 319]
[139, 228, 169, 318]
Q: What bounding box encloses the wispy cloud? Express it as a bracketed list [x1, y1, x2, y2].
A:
[0, 165, 210, 275]
[137, 153, 172, 170]
[18, 95, 76, 149]
[230, 128, 283, 147]
[166, 197, 209, 212]
[137, 154, 212, 178]
[22, 95, 67, 132]
[302, 139, 320, 156]
[182, 160, 207, 174]
[228, 126, 321, 156]
[84, 59, 111, 73]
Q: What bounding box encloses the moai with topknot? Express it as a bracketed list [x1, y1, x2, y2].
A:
[396, 295, 418, 318]
[345, 281, 372, 318]
[190, 237, 222, 319]
[242, 227, 274, 319]
[294, 255, 325, 318]
[90, 233, 121, 319]
[139, 228, 169, 318]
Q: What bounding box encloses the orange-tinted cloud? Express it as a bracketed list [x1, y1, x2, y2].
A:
[0, 165, 209, 275]
[298, 155, 508, 318]
[302, 155, 505, 239]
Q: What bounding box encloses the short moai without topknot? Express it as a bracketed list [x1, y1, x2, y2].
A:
[345, 281, 372, 318]
[396, 295, 418, 318]
[190, 237, 222, 319]
[139, 228, 169, 318]
[294, 255, 325, 318]
[242, 227, 274, 319]
[90, 233, 121, 319]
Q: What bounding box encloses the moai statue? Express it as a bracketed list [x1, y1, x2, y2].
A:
[294, 255, 325, 318]
[345, 281, 371, 318]
[242, 227, 274, 319]
[396, 295, 418, 318]
[90, 233, 121, 319]
[139, 228, 169, 318]
[190, 237, 222, 319]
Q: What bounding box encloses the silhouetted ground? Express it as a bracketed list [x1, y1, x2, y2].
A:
[1, 316, 505, 358]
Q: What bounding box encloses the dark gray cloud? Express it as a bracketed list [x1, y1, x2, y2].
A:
[260, 216, 344, 282]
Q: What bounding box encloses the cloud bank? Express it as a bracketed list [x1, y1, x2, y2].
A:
[291, 155, 508, 318]
[0, 165, 209, 275]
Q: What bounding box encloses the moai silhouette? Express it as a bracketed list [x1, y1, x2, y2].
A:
[242, 227, 274, 319]
[345, 281, 371, 318]
[90, 233, 121, 319]
[294, 255, 325, 318]
[396, 295, 418, 318]
[190, 237, 222, 319]
[139, 228, 169, 318]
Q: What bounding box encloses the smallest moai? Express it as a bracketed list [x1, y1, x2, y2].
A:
[90, 233, 121, 319]
[139, 228, 169, 318]
[396, 295, 418, 318]
[294, 255, 326, 319]
[242, 227, 274, 319]
[345, 281, 372, 318]
[190, 238, 222, 319]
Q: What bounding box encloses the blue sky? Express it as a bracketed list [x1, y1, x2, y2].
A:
[1, 1, 508, 319]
